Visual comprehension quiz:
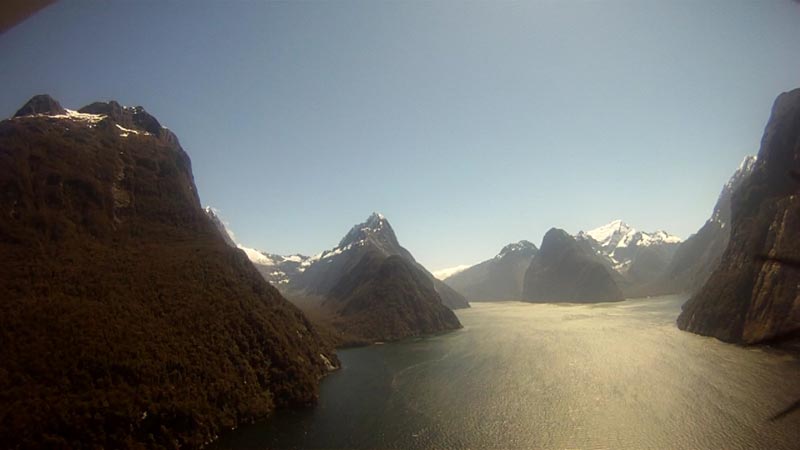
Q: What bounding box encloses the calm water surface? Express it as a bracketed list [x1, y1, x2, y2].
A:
[215, 295, 800, 449]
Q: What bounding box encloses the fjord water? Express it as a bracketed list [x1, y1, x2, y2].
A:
[215, 296, 800, 449]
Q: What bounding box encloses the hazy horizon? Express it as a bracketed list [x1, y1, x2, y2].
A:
[2, 1, 799, 270]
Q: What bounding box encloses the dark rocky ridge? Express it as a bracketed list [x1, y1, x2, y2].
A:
[677, 89, 800, 345]
[80, 100, 165, 136]
[0, 96, 338, 448]
[444, 240, 538, 301]
[324, 251, 462, 344]
[205, 206, 238, 248]
[13, 93, 67, 117]
[642, 156, 757, 296]
[523, 228, 624, 303]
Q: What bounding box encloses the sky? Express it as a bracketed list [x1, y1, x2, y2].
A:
[1, 1, 799, 271]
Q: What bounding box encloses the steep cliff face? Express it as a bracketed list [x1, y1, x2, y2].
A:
[0, 96, 337, 448]
[644, 156, 757, 296]
[677, 89, 800, 344]
[324, 252, 462, 344]
[204, 206, 238, 247]
[523, 228, 624, 303]
[444, 241, 538, 301]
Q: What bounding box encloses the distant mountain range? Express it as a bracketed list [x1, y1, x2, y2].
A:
[443, 240, 538, 301]
[440, 156, 763, 304]
[441, 221, 683, 302]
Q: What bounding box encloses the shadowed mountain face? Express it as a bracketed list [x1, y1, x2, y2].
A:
[644, 156, 757, 296]
[575, 220, 682, 296]
[0, 96, 338, 449]
[323, 251, 462, 344]
[240, 213, 466, 344]
[205, 206, 237, 247]
[523, 228, 624, 303]
[444, 241, 538, 301]
[247, 213, 470, 310]
[678, 88, 800, 345]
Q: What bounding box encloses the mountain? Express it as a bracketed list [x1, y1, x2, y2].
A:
[443, 240, 538, 301]
[0, 95, 338, 449]
[645, 156, 757, 295]
[523, 228, 624, 302]
[576, 220, 682, 293]
[204, 206, 237, 247]
[677, 88, 800, 345]
[247, 213, 470, 310]
[323, 251, 462, 344]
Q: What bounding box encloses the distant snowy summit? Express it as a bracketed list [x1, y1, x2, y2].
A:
[575, 219, 682, 290]
[496, 240, 537, 258]
[577, 220, 681, 261]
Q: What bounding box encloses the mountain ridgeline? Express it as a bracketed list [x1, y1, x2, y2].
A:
[678, 88, 800, 345]
[442, 157, 761, 304]
[523, 228, 624, 302]
[223, 213, 465, 345]
[444, 241, 538, 301]
[574, 220, 682, 296]
[0, 95, 339, 448]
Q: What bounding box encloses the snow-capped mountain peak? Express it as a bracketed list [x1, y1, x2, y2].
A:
[237, 246, 277, 266]
[725, 155, 758, 191]
[576, 220, 682, 272]
[617, 229, 682, 249]
[579, 220, 681, 250]
[711, 155, 758, 224]
[497, 240, 537, 258]
[338, 212, 395, 248]
[580, 219, 634, 250]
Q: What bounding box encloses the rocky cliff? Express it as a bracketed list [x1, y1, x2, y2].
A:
[575, 220, 682, 296]
[677, 89, 800, 344]
[643, 156, 757, 296]
[0, 95, 338, 448]
[523, 228, 624, 303]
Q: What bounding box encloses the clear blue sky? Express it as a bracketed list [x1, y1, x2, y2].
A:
[2, 1, 799, 270]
